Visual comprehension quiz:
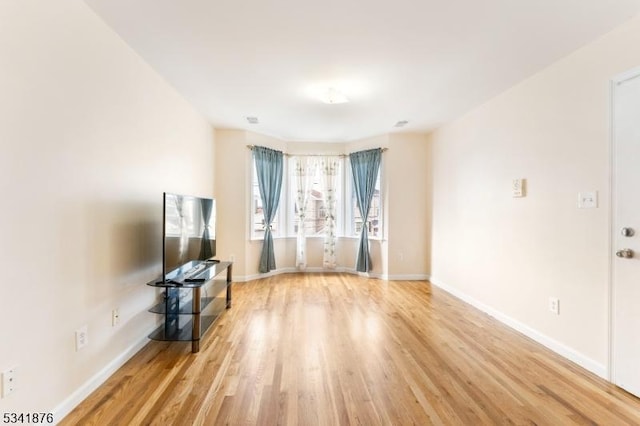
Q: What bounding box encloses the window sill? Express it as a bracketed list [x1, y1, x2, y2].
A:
[339, 236, 386, 242]
[250, 236, 294, 242]
[250, 235, 386, 242]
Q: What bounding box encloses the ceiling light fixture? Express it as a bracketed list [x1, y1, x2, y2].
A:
[394, 120, 409, 128]
[321, 88, 349, 104]
[246, 116, 259, 124]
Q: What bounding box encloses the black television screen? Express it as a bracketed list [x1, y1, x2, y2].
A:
[163, 192, 216, 281]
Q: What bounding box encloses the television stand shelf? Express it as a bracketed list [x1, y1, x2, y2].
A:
[147, 261, 233, 353]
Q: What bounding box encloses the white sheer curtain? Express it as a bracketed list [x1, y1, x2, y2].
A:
[293, 156, 314, 269]
[320, 156, 341, 269]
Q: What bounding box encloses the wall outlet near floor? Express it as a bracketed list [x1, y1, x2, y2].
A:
[112, 309, 120, 327]
[549, 297, 560, 315]
[1, 367, 17, 398]
[230, 254, 235, 262]
[76, 326, 88, 351]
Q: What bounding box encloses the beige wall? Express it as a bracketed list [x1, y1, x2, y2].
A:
[387, 133, 432, 277]
[430, 15, 640, 375]
[0, 0, 213, 416]
[213, 130, 250, 276]
[214, 131, 431, 280]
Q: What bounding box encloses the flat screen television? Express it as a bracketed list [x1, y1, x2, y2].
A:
[163, 192, 216, 282]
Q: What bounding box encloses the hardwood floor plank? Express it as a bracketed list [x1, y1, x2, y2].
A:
[61, 274, 640, 425]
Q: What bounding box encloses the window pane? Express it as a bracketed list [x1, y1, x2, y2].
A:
[251, 155, 346, 239]
[291, 157, 342, 237]
[302, 176, 325, 236]
[351, 167, 381, 238]
[252, 161, 279, 237]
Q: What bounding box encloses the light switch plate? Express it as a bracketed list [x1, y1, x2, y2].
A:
[512, 179, 525, 197]
[578, 191, 598, 209]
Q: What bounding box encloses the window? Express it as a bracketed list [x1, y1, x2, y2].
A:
[347, 162, 382, 239]
[250, 154, 382, 239]
[251, 160, 284, 239]
[289, 157, 343, 237]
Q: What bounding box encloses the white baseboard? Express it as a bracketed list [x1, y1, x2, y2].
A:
[386, 274, 431, 281]
[52, 329, 153, 424]
[237, 266, 350, 282]
[235, 268, 430, 283]
[429, 277, 607, 379]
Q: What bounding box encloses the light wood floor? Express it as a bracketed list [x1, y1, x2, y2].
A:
[61, 274, 640, 425]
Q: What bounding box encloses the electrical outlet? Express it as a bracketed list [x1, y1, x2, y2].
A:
[578, 191, 598, 209]
[549, 297, 560, 315]
[1, 367, 16, 398]
[76, 326, 88, 351]
[112, 309, 119, 327]
[230, 254, 235, 262]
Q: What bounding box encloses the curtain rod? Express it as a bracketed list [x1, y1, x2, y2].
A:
[246, 145, 388, 157]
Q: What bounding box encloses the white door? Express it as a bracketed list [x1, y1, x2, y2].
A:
[612, 68, 640, 397]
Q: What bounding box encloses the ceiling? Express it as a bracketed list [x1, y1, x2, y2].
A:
[85, 0, 640, 142]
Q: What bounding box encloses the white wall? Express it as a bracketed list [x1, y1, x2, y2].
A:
[0, 0, 214, 417]
[430, 15, 640, 376]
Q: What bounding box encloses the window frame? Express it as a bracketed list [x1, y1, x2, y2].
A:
[249, 153, 383, 241]
[345, 157, 384, 240]
[287, 156, 345, 239]
[250, 158, 288, 240]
